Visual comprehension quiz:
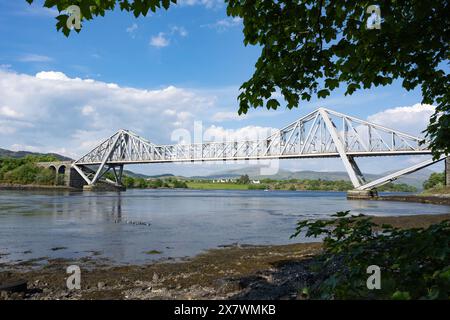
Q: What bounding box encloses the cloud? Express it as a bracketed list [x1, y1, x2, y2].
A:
[367, 103, 435, 136]
[0, 106, 24, 119]
[178, 0, 223, 9]
[170, 26, 188, 37]
[126, 23, 138, 33]
[0, 69, 219, 158]
[36, 71, 71, 81]
[150, 32, 170, 48]
[18, 54, 53, 63]
[126, 23, 138, 38]
[150, 26, 188, 48]
[204, 125, 277, 142]
[18, 3, 59, 17]
[212, 111, 246, 122]
[204, 17, 243, 32]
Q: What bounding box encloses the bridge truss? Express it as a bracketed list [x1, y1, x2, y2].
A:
[72, 108, 444, 190]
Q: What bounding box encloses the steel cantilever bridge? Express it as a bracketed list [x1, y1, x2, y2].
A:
[72, 107, 445, 191]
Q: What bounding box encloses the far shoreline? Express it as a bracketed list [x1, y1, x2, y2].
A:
[2, 184, 450, 206]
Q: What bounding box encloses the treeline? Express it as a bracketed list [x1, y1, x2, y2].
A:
[122, 176, 188, 189]
[253, 178, 417, 192]
[423, 172, 445, 190]
[0, 155, 58, 185]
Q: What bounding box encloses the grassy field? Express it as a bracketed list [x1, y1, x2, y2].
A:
[186, 182, 250, 190]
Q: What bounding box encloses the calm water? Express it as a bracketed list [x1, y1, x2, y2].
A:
[1, 189, 449, 265]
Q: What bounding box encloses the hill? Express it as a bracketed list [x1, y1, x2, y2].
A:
[0, 148, 72, 161]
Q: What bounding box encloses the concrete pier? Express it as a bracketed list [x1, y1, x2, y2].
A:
[36, 161, 87, 188]
[347, 189, 378, 200]
[83, 184, 126, 192]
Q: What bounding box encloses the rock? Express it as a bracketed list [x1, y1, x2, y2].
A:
[97, 282, 106, 289]
[0, 291, 9, 300]
[0, 279, 27, 293]
[152, 273, 159, 282]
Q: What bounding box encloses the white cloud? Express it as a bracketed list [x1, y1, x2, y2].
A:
[18, 54, 53, 63]
[170, 26, 188, 37]
[205, 17, 243, 31]
[0, 106, 24, 119]
[150, 32, 170, 48]
[36, 71, 71, 81]
[178, 0, 223, 8]
[212, 111, 246, 122]
[126, 23, 138, 38]
[17, 3, 58, 17]
[367, 103, 435, 136]
[0, 69, 218, 158]
[204, 125, 277, 142]
[150, 26, 188, 48]
[126, 23, 138, 33]
[81, 105, 95, 116]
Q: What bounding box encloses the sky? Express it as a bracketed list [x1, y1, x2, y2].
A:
[0, 0, 443, 176]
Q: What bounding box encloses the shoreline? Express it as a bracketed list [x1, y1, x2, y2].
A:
[0, 183, 76, 191]
[377, 194, 450, 205]
[1, 213, 449, 300]
[3, 185, 450, 206]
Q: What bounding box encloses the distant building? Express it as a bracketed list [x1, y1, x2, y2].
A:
[251, 180, 261, 184]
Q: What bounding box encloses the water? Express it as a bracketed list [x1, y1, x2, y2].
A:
[0, 189, 449, 265]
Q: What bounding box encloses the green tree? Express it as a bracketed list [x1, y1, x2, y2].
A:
[26, 0, 450, 159]
[237, 174, 250, 184]
[122, 176, 135, 188]
[172, 179, 188, 188]
[423, 172, 445, 190]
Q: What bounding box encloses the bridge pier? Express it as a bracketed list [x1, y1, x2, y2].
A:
[37, 161, 87, 188]
[347, 189, 378, 200]
[83, 184, 126, 191]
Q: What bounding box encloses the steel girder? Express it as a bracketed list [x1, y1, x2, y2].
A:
[72, 108, 434, 189]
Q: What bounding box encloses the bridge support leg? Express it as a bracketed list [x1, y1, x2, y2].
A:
[111, 165, 124, 186]
[347, 156, 366, 186]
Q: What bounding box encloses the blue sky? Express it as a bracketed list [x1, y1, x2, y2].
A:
[0, 0, 441, 176]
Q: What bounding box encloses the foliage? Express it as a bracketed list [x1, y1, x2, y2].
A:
[0, 155, 58, 185]
[423, 172, 445, 190]
[122, 175, 187, 189]
[26, 0, 176, 36]
[291, 211, 450, 299]
[237, 174, 250, 184]
[27, 1, 449, 158]
[226, 0, 449, 159]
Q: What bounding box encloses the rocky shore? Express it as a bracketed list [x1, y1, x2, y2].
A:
[377, 193, 450, 205]
[1, 213, 449, 300]
[0, 183, 75, 191]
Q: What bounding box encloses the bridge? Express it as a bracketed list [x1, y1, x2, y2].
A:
[43, 107, 447, 196]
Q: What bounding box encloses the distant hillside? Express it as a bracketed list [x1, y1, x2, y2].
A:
[123, 171, 174, 179]
[0, 148, 72, 161]
[195, 166, 435, 190]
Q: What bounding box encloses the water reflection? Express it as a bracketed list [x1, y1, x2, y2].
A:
[0, 189, 449, 265]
